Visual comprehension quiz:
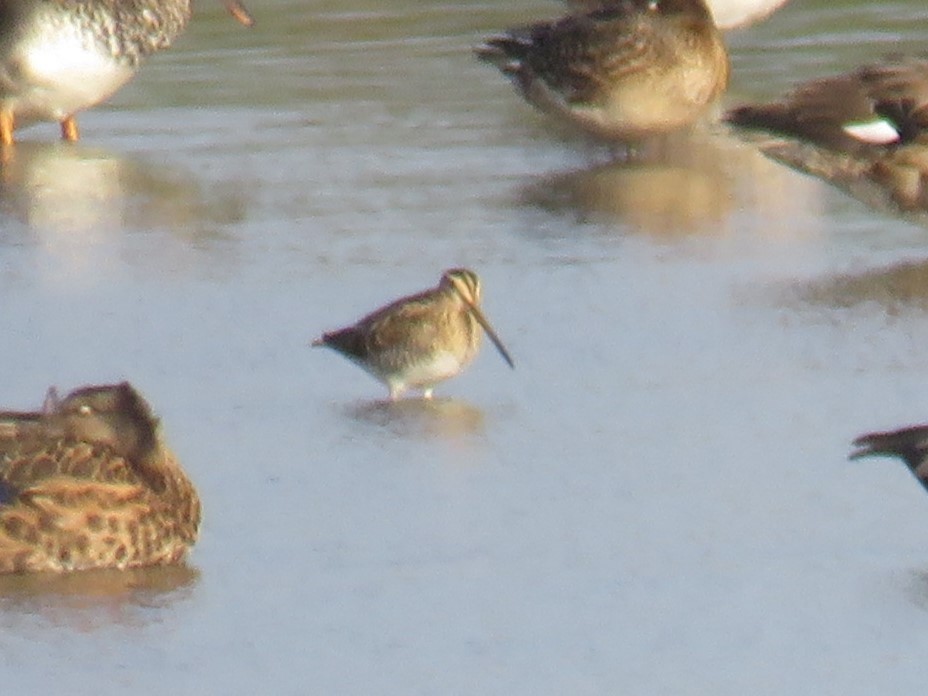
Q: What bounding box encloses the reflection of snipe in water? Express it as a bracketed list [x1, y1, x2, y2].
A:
[0, 382, 200, 574]
[347, 399, 486, 440]
[0, 564, 199, 629]
[0, 0, 253, 144]
[313, 269, 514, 401]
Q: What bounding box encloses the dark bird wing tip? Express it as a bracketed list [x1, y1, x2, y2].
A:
[474, 43, 510, 66]
[474, 35, 532, 66]
[849, 430, 889, 459]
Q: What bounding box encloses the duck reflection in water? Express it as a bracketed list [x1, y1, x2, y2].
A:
[726, 55, 928, 215]
[0, 564, 199, 630]
[0, 142, 247, 267]
[347, 399, 487, 441]
[516, 130, 824, 237]
[790, 257, 928, 312]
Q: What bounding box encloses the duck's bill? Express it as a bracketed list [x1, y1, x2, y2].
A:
[223, 0, 255, 26]
[467, 304, 515, 369]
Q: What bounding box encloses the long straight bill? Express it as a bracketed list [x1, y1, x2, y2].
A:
[466, 304, 515, 369]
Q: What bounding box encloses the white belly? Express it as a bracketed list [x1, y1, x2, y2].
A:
[0, 25, 136, 124]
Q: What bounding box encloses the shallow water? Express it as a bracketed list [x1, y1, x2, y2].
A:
[4, 0, 928, 693]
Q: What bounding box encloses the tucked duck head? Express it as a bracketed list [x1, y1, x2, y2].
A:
[46, 382, 161, 463]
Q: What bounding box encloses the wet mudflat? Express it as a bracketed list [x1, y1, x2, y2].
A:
[3, 1, 928, 693]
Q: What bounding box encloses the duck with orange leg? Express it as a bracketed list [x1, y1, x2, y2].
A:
[0, 0, 254, 145]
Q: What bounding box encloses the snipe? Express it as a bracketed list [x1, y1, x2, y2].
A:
[476, 0, 730, 141]
[312, 269, 515, 400]
[0, 382, 200, 573]
[0, 0, 254, 145]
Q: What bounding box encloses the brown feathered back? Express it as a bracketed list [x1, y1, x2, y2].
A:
[0, 382, 200, 574]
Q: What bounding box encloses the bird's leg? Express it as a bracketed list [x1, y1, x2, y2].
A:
[60, 116, 79, 142]
[0, 111, 14, 146]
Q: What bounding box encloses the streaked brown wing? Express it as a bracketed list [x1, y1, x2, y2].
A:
[0, 477, 157, 573]
[363, 296, 450, 362]
[527, 14, 653, 102]
[17, 478, 151, 530]
[0, 441, 140, 502]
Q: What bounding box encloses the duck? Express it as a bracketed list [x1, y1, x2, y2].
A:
[312, 269, 515, 401]
[0, 0, 253, 145]
[726, 55, 928, 155]
[476, 0, 730, 141]
[851, 424, 928, 495]
[725, 55, 928, 211]
[0, 381, 200, 573]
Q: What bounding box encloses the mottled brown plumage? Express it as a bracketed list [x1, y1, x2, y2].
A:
[476, 0, 730, 140]
[0, 382, 200, 574]
[313, 269, 514, 400]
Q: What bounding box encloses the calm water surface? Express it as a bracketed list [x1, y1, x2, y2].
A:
[4, 0, 928, 693]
